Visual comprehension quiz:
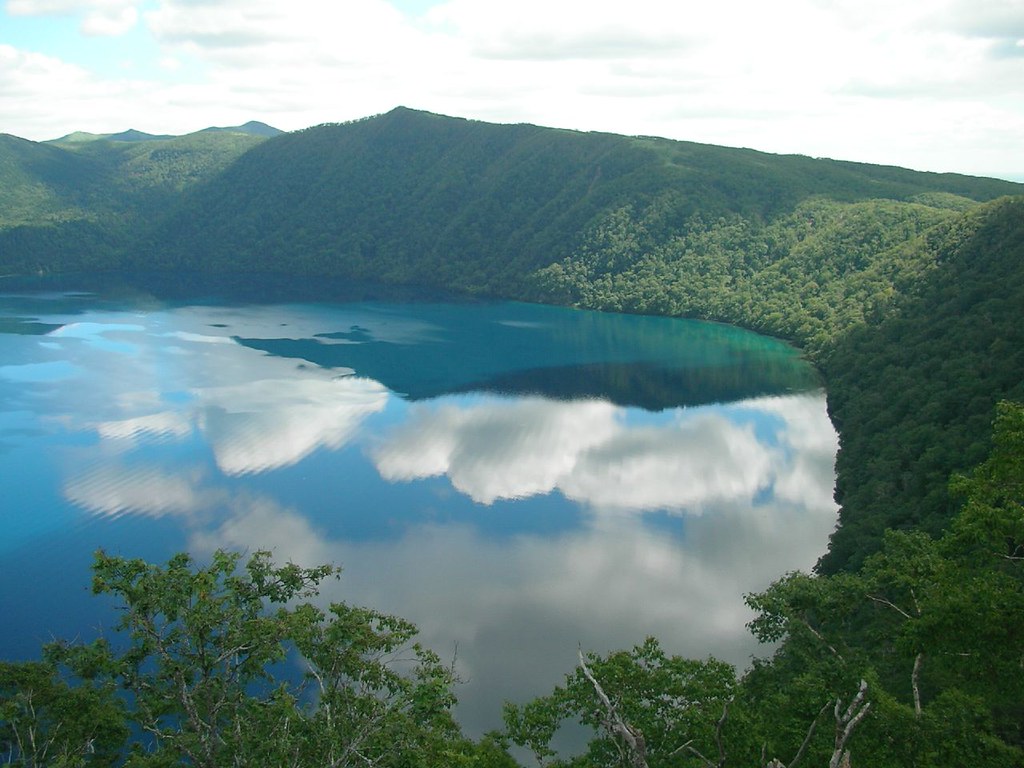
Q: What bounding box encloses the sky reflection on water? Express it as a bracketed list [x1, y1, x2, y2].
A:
[0, 284, 838, 737]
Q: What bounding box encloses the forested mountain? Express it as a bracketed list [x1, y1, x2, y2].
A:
[139, 108, 1019, 290]
[2, 107, 1024, 765]
[0, 124, 270, 273]
[817, 197, 1024, 571]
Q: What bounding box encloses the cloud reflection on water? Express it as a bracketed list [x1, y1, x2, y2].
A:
[193, 375, 388, 475]
[372, 391, 837, 516]
[5, 297, 839, 740]
[183, 444, 837, 737]
[66, 380, 837, 738]
[40, 307, 392, 476]
[374, 397, 622, 504]
[66, 463, 222, 519]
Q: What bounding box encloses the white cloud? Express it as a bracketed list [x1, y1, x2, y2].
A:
[64, 444, 833, 736]
[61, 427, 828, 734]
[746, 394, 839, 512]
[3, 0, 1022, 175]
[145, 0, 423, 64]
[7, 0, 139, 36]
[189, 494, 336, 568]
[0, 44, 92, 100]
[425, 0, 698, 61]
[187, 486, 837, 736]
[560, 415, 774, 512]
[88, 373, 389, 475]
[0, 44, 169, 136]
[7, 0, 96, 14]
[97, 410, 193, 441]
[33, 304, 391, 475]
[82, 3, 136, 35]
[937, 0, 1024, 42]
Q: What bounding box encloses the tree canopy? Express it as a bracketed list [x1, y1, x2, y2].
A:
[3, 402, 1022, 766]
[501, 402, 1024, 767]
[2, 548, 512, 768]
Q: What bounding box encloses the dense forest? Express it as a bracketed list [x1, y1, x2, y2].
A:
[2, 107, 1023, 765]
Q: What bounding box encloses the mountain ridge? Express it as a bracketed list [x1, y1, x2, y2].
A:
[44, 120, 282, 145]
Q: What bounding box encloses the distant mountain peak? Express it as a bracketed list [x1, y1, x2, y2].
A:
[50, 131, 105, 144]
[48, 122, 282, 145]
[107, 129, 174, 142]
[47, 128, 172, 144]
[199, 121, 283, 137]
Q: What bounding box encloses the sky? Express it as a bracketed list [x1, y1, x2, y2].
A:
[1, 0, 1023, 179]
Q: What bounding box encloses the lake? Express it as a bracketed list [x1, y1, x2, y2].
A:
[0, 273, 838, 738]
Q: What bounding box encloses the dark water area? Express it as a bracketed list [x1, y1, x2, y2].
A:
[0, 272, 838, 738]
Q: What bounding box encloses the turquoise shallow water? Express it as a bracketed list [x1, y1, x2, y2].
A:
[0, 274, 837, 737]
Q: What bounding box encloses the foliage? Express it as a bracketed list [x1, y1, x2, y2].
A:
[0, 659, 127, 767]
[4, 107, 1019, 289]
[820, 198, 1024, 571]
[502, 638, 739, 768]
[1, 549, 489, 768]
[530, 195, 954, 353]
[506, 403, 1024, 767]
[745, 402, 1024, 765]
[0, 128, 265, 275]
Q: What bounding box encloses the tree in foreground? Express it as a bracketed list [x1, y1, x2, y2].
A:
[5, 402, 1023, 767]
[0, 657, 127, 767]
[2, 549, 502, 767]
[501, 638, 871, 768]
[502, 402, 1024, 768]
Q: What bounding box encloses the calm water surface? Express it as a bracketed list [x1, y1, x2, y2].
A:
[0, 275, 838, 737]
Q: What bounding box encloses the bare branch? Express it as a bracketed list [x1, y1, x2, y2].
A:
[911, 653, 923, 718]
[577, 648, 648, 768]
[829, 680, 870, 768]
[664, 738, 694, 759]
[675, 700, 730, 768]
[909, 587, 922, 617]
[866, 594, 913, 621]
[788, 700, 831, 768]
[800, 619, 845, 662]
[684, 742, 717, 767]
[714, 700, 729, 767]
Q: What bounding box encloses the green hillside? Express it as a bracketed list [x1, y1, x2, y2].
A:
[0, 133, 107, 228]
[0, 126, 270, 273]
[140, 108, 1019, 290]
[819, 197, 1024, 571]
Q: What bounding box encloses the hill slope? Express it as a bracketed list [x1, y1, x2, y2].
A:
[819, 196, 1024, 571]
[0, 126, 271, 273]
[140, 108, 1020, 292]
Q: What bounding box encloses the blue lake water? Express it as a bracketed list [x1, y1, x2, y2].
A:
[0, 274, 838, 738]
